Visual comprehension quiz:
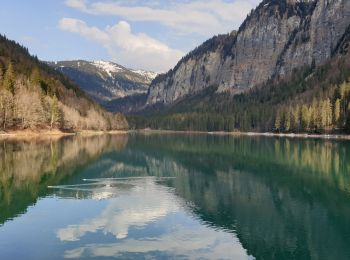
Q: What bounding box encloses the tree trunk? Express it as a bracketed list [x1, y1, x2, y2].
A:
[3, 108, 6, 130]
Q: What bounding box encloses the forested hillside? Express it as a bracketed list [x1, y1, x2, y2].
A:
[0, 35, 128, 132]
[129, 39, 350, 134]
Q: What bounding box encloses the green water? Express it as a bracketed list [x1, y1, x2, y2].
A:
[0, 134, 350, 260]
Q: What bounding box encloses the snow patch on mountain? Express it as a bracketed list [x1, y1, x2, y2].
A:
[90, 60, 158, 82]
[92, 60, 123, 77]
[48, 59, 158, 108]
[132, 70, 158, 81]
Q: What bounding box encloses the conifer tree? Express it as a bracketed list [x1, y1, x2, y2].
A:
[301, 105, 311, 131]
[340, 82, 347, 100]
[284, 109, 291, 132]
[0, 90, 13, 130]
[274, 111, 281, 131]
[0, 67, 3, 87]
[339, 82, 350, 125]
[313, 100, 323, 130]
[325, 98, 333, 127]
[2, 62, 15, 93]
[30, 67, 41, 89]
[309, 99, 316, 131]
[291, 105, 300, 132]
[50, 94, 60, 129]
[334, 99, 341, 127]
[320, 100, 327, 129]
[320, 99, 332, 129]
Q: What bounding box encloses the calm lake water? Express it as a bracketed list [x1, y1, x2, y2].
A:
[0, 134, 350, 260]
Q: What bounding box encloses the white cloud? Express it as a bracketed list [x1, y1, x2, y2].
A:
[61, 0, 262, 70]
[64, 0, 261, 36]
[59, 18, 184, 71]
[65, 0, 89, 11]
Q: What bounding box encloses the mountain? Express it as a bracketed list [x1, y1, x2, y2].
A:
[130, 0, 350, 134]
[131, 41, 350, 133]
[48, 60, 157, 112]
[0, 35, 128, 131]
[146, 0, 350, 107]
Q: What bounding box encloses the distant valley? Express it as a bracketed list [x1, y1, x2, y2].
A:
[48, 60, 157, 113]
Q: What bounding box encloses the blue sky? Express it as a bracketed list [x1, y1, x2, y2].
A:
[0, 0, 260, 72]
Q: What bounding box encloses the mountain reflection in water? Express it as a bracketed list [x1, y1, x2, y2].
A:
[0, 134, 350, 259]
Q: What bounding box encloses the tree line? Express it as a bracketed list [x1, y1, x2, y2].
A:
[130, 80, 350, 133]
[130, 51, 350, 134]
[273, 81, 350, 133]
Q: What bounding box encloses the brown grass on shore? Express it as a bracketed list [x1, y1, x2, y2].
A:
[0, 129, 129, 139]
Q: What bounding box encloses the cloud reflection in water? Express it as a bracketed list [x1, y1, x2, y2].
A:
[54, 177, 252, 259]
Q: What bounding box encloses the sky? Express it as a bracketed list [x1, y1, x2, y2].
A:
[0, 0, 261, 72]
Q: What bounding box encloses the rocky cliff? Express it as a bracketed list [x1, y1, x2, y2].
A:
[147, 0, 350, 106]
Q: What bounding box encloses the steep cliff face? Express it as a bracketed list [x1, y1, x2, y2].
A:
[147, 0, 350, 106]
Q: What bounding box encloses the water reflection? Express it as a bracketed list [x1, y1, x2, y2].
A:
[1, 134, 350, 259]
[49, 182, 135, 200]
[54, 177, 250, 259]
[56, 178, 179, 240]
[126, 135, 350, 260]
[0, 134, 128, 225]
[63, 226, 249, 259]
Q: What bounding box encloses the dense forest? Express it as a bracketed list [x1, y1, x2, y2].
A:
[129, 47, 350, 134]
[0, 35, 128, 132]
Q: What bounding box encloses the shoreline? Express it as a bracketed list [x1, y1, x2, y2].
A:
[1, 128, 349, 141]
[0, 129, 128, 139]
[240, 132, 350, 140]
[132, 129, 350, 141]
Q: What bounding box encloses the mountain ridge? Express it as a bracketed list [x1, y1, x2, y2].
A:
[48, 60, 157, 103]
[146, 0, 350, 106]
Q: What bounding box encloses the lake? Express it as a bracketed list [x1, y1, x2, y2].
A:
[0, 134, 350, 259]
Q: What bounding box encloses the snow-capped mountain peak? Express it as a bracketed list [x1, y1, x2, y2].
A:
[132, 70, 158, 82]
[92, 60, 123, 77]
[90, 60, 158, 81]
[48, 60, 158, 112]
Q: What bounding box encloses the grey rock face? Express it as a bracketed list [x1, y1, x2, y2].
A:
[147, 0, 350, 106]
